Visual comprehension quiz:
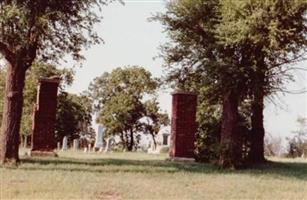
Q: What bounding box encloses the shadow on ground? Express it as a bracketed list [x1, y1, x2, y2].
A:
[16, 156, 307, 181]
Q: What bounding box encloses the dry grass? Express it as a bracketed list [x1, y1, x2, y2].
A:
[1, 151, 307, 200]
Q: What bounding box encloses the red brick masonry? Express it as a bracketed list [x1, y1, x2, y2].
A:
[31, 77, 60, 152]
[170, 92, 197, 159]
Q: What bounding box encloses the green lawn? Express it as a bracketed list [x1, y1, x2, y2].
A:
[1, 151, 307, 200]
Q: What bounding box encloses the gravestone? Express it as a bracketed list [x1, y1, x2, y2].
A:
[104, 137, 114, 153]
[31, 77, 60, 156]
[94, 125, 104, 149]
[88, 144, 92, 152]
[57, 142, 61, 151]
[162, 133, 170, 146]
[62, 136, 68, 151]
[169, 92, 197, 160]
[73, 139, 79, 150]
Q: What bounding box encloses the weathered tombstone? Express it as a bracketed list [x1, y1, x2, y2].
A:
[62, 136, 68, 151]
[169, 92, 197, 160]
[31, 77, 60, 156]
[73, 139, 79, 150]
[162, 133, 170, 146]
[57, 142, 61, 151]
[148, 141, 158, 154]
[94, 125, 104, 149]
[104, 137, 114, 153]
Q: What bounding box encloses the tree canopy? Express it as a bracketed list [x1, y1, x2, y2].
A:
[89, 66, 169, 151]
[0, 0, 116, 64]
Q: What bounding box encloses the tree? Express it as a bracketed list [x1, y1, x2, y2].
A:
[143, 99, 170, 149]
[154, 0, 306, 168]
[89, 66, 168, 151]
[154, 0, 251, 168]
[55, 92, 93, 144]
[217, 0, 307, 163]
[0, 0, 114, 164]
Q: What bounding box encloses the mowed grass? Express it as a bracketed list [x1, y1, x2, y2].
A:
[1, 151, 307, 200]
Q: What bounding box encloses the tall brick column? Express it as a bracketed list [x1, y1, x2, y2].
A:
[170, 92, 197, 160]
[31, 77, 60, 156]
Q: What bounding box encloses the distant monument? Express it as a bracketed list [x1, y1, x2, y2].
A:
[169, 92, 197, 161]
[31, 77, 60, 156]
[162, 132, 170, 146]
[62, 136, 68, 151]
[94, 125, 104, 149]
[104, 137, 115, 153]
[73, 139, 79, 151]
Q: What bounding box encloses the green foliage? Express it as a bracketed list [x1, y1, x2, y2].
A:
[0, 0, 116, 64]
[143, 99, 169, 142]
[155, 0, 306, 100]
[217, 0, 307, 95]
[195, 103, 222, 163]
[55, 93, 93, 142]
[89, 66, 169, 151]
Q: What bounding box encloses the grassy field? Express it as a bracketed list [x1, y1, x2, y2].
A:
[1, 151, 307, 200]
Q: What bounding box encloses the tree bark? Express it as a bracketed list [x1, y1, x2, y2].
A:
[151, 133, 157, 150]
[249, 71, 266, 164]
[23, 135, 28, 148]
[120, 132, 126, 151]
[218, 89, 240, 168]
[0, 64, 26, 165]
[127, 129, 134, 151]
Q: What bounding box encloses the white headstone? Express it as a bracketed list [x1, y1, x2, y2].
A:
[95, 125, 104, 148]
[104, 137, 114, 153]
[57, 142, 61, 151]
[62, 136, 68, 151]
[73, 139, 79, 150]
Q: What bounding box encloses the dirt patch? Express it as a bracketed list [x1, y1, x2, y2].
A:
[95, 191, 122, 200]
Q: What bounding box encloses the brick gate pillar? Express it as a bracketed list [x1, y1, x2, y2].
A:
[169, 92, 197, 160]
[31, 77, 60, 156]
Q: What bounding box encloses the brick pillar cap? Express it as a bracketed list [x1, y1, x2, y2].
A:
[39, 76, 61, 84]
[171, 91, 197, 96]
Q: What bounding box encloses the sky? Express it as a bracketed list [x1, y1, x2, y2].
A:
[66, 0, 307, 143]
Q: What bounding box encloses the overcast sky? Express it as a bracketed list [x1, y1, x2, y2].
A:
[66, 0, 307, 142]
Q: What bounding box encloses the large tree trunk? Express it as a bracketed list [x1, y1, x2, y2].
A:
[249, 71, 266, 164]
[0, 64, 26, 165]
[127, 129, 134, 151]
[151, 133, 157, 150]
[218, 89, 240, 168]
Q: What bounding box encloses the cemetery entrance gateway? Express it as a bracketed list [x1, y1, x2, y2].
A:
[29, 81, 198, 160]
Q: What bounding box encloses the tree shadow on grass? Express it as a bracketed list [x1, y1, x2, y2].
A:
[18, 156, 307, 181]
